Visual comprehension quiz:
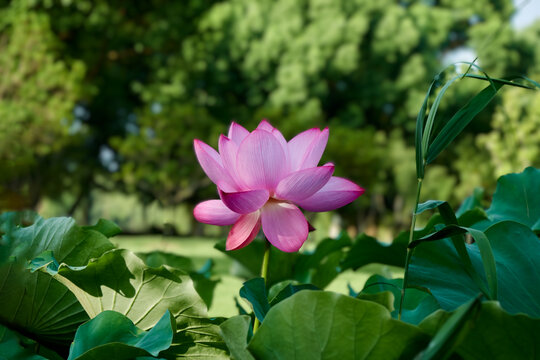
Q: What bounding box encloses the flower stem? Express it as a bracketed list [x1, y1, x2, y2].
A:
[253, 240, 271, 333]
[398, 177, 423, 321]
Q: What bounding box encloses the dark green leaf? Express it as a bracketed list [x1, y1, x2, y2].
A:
[82, 219, 122, 238]
[421, 76, 461, 159]
[420, 301, 540, 359]
[293, 233, 351, 287]
[415, 79, 436, 179]
[361, 275, 440, 325]
[215, 239, 298, 287]
[481, 167, 540, 232]
[268, 282, 318, 307]
[426, 82, 504, 164]
[457, 208, 488, 227]
[409, 221, 540, 317]
[341, 233, 407, 270]
[0, 325, 48, 360]
[248, 291, 429, 359]
[67, 310, 174, 360]
[417, 295, 481, 360]
[456, 187, 485, 217]
[136, 251, 195, 272]
[163, 317, 229, 359]
[219, 316, 255, 360]
[356, 291, 394, 312]
[410, 224, 497, 300]
[239, 278, 269, 322]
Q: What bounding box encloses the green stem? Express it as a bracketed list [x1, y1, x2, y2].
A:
[399, 177, 423, 321]
[253, 240, 271, 333]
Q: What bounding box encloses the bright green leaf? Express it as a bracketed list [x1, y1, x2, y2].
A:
[42, 249, 208, 330]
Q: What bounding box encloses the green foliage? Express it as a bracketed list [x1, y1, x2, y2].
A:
[0, 171, 539, 359]
[67, 310, 174, 360]
[0, 324, 48, 360]
[420, 301, 540, 360]
[35, 249, 207, 330]
[0, 214, 229, 358]
[357, 275, 440, 325]
[418, 296, 482, 360]
[341, 233, 407, 270]
[239, 278, 270, 322]
[409, 220, 540, 316]
[248, 291, 429, 359]
[0, 7, 85, 209]
[0, 216, 114, 351]
[481, 166, 540, 231]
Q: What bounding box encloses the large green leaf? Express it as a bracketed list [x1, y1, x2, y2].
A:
[410, 224, 497, 300]
[36, 249, 207, 330]
[36, 248, 230, 358]
[163, 317, 229, 359]
[420, 301, 540, 359]
[341, 233, 407, 270]
[482, 167, 540, 232]
[137, 251, 219, 309]
[409, 221, 540, 317]
[67, 310, 174, 360]
[219, 315, 254, 360]
[0, 217, 115, 351]
[248, 291, 429, 359]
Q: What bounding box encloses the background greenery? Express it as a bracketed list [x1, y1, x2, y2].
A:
[0, 0, 539, 241]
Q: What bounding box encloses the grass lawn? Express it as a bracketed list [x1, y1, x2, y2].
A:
[114, 235, 403, 318]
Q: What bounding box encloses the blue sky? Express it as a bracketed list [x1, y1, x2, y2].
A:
[443, 1, 540, 65]
[512, 0, 540, 29]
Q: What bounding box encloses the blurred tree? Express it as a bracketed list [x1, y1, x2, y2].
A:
[115, 0, 518, 231]
[2, 0, 539, 235]
[0, 7, 85, 210]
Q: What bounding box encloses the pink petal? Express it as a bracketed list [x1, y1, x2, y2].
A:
[302, 127, 329, 169]
[296, 176, 365, 212]
[227, 211, 261, 250]
[287, 128, 321, 171]
[194, 139, 238, 192]
[236, 129, 287, 191]
[275, 164, 334, 202]
[261, 201, 308, 252]
[271, 128, 290, 174]
[256, 119, 274, 132]
[219, 188, 269, 214]
[228, 122, 250, 145]
[194, 200, 241, 225]
[219, 135, 241, 183]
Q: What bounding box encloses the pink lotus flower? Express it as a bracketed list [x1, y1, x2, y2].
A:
[193, 120, 364, 252]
